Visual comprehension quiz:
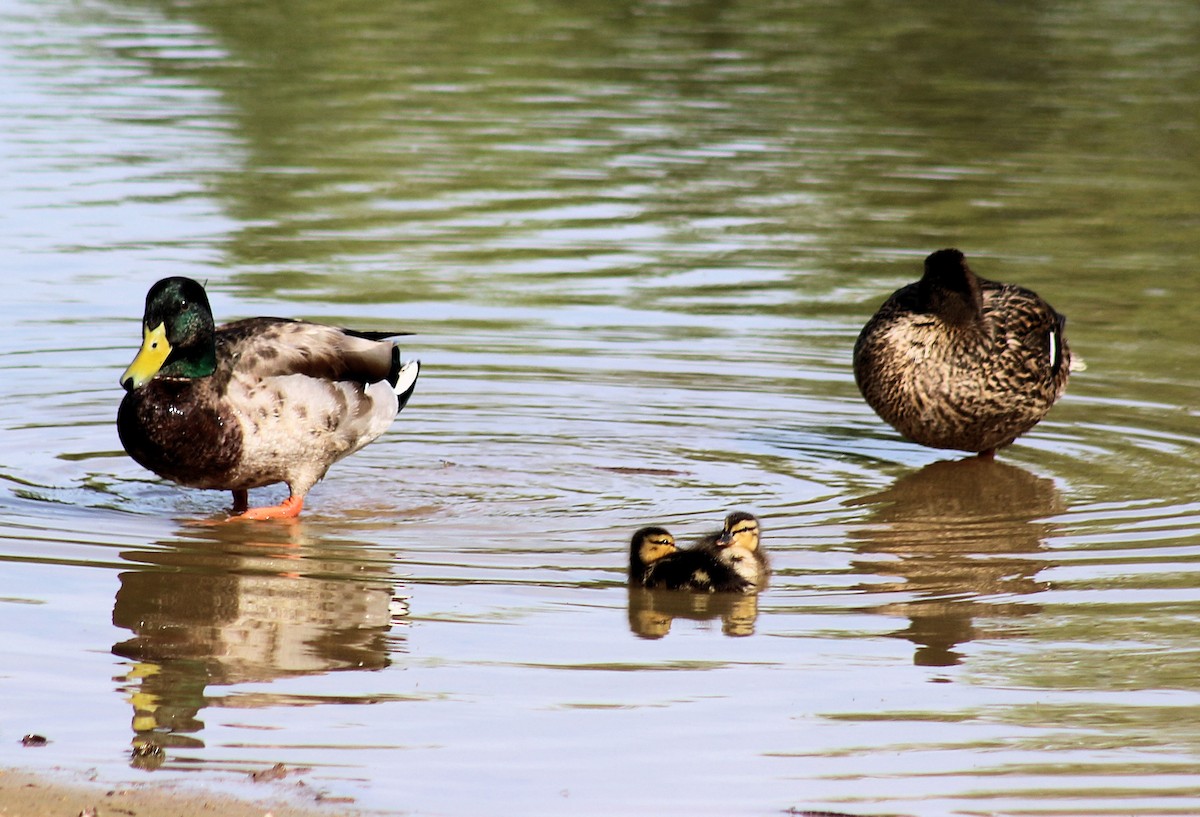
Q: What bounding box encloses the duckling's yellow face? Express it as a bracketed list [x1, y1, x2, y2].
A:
[638, 531, 677, 565]
[718, 515, 760, 552]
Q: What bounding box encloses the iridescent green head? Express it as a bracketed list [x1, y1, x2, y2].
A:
[120, 277, 217, 391]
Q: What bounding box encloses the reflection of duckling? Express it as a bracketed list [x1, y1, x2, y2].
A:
[704, 511, 770, 593]
[117, 277, 420, 519]
[853, 248, 1071, 458]
[628, 526, 746, 593]
[628, 587, 760, 639]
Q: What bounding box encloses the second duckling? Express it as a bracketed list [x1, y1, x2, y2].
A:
[700, 511, 770, 593]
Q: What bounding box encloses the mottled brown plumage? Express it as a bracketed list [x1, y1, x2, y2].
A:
[118, 277, 419, 519]
[853, 249, 1070, 456]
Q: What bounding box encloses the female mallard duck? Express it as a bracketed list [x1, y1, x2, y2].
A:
[117, 277, 419, 520]
[700, 511, 770, 593]
[853, 249, 1070, 458]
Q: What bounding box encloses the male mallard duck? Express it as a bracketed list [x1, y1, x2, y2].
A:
[117, 277, 419, 520]
[700, 511, 770, 593]
[853, 249, 1070, 458]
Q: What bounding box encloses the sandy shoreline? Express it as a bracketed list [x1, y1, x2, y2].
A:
[0, 767, 363, 817]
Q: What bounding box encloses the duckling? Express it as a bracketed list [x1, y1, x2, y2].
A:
[702, 511, 770, 593]
[629, 526, 678, 584]
[853, 249, 1070, 458]
[628, 526, 749, 593]
[117, 277, 419, 520]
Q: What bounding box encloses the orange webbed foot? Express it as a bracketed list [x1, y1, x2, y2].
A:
[230, 494, 305, 521]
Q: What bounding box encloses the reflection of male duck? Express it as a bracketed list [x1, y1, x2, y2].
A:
[849, 458, 1062, 666]
[112, 526, 401, 764]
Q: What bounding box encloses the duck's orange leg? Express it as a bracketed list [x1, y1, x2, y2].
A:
[231, 494, 305, 521]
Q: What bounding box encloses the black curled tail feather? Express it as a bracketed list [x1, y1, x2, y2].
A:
[387, 345, 402, 387]
[345, 329, 414, 342]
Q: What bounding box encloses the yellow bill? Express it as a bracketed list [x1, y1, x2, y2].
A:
[120, 323, 171, 391]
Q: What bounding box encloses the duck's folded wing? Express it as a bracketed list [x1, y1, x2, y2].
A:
[218, 318, 406, 385]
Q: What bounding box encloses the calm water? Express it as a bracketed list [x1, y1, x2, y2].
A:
[2, 0, 1199, 814]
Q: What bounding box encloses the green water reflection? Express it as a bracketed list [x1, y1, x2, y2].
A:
[88, 0, 1200, 405]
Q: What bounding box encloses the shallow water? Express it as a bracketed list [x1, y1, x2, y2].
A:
[2, 0, 1199, 814]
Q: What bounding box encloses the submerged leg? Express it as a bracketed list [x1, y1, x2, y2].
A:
[976, 448, 996, 461]
[231, 494, 305, 521]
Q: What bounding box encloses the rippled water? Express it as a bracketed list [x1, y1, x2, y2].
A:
[2, 0, 1199, 814]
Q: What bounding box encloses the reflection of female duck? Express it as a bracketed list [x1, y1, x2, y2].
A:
[853, 249, 1070, 458]
[849, 457, 1062, 666]
[628, 523, 747, 593]
[117, 277, 419, 519]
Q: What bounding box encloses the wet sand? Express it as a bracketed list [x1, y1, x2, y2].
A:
[0, 768, 360, 817]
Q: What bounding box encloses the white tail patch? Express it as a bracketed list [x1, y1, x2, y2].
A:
[394, 359, 420, 396]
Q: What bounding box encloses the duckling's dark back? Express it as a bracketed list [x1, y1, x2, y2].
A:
[643, 548, 750, 593]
